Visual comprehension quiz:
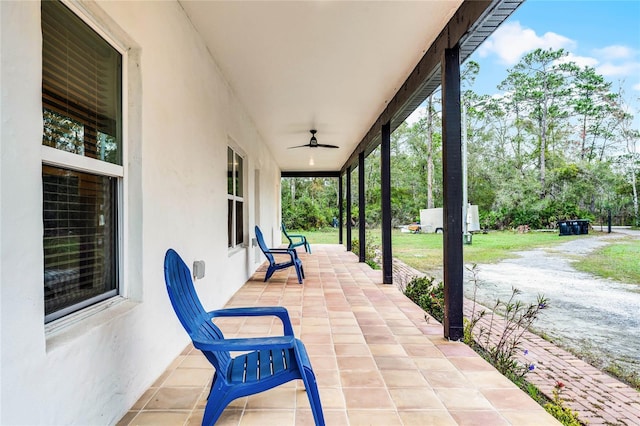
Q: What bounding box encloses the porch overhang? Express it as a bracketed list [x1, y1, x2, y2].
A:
[180, 0, 523, 174]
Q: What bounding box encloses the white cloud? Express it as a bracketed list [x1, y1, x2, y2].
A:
[593, 45, 636, 60]
[477, 21, 576, 66]
[405, 106, 425, 125]
[557, 53, 599, 68]
[596, 62, 640, 78]
[588, 45, 640, 79]
[633, 82, 640, 92]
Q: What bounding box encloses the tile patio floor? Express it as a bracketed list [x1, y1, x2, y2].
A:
[118, 245, 559, 425]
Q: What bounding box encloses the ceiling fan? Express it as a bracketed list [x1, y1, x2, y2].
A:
[288, 130, 339, 149]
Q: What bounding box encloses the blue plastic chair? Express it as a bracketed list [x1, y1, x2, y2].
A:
[164, 249, 324, 426]
[282, 223, 311, 253]
[255, 225, 304, 284]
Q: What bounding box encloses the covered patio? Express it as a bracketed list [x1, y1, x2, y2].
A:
[118, 246, 557, 425]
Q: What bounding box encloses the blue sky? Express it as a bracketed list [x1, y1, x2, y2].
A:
[469, 0, 640, 113]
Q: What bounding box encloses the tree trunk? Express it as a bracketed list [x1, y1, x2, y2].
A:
[539, 94, 548, 197]
[426, 94, 434, 209]
[539, 120, 546, 196]
[632, 164, 639, 226]
[580, 115, 587, 160]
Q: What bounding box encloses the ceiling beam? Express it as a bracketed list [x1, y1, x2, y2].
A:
[281, 171, 341, 178]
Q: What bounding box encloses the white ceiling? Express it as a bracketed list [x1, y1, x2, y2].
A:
[179, 0, 463, 172]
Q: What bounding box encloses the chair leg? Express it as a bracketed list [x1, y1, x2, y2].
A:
[265, 265, 275, 282]
[202, 379, 232, 426]
[305, 242, 311, 254]
[292, 340, 324, 425]
[301, 365, 325, 426]
[294, 261, 303, 284]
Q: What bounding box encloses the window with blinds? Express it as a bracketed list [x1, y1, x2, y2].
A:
[42, 0, 121, 164]
[43, 166, 118, 318]
[42, 1, 122, 323]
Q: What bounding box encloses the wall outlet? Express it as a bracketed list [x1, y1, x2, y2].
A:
[193, 260, 205, 279]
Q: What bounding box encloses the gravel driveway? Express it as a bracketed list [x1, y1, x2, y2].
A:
[464, 229, 640, 378]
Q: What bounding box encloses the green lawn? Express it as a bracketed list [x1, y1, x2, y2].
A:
[573, 238, 640, 284]
[290, 227, 639, 283]
[392, 229, 589, 273]
[292, 227, 342, 244]
[290, 227, 585, 271]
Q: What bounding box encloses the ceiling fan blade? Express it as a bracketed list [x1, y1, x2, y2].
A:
[287, 130, 339, 149]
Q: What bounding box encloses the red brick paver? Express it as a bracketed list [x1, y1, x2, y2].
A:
[393, 259, 640, 426]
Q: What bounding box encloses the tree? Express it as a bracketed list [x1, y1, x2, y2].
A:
[564, 65, 621, 161]
[281, 177, 339, 230]
[499, 48, 573, 195]
[389, 123, 431, 224]
[464, 93, 504, 213]
[617, 108, 640, 226]
[426, 94, 436, 208]
[400, 91, 443, 211]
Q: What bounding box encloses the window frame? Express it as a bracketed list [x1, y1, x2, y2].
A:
[227, 145, 246, 250]
[41, 0, 128, 324]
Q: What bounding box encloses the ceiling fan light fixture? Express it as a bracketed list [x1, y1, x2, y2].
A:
[309, 129, 318, 147]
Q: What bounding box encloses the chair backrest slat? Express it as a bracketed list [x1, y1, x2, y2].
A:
[164, 249, 231, 372]
[254, 226, 275, 264]
[281, 223, 293, 246]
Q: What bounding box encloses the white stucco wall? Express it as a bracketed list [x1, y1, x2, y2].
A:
[0, 1, 281, 424]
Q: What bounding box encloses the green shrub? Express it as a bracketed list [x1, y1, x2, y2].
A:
[351, 238, 380, 269]
[404, 276, 445, 323]
[544, 382, 583, 426]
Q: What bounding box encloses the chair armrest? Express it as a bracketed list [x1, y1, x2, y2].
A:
[192, 335, 295, 352]
[209, 306, 294, 336]
[293, 338, 312, 365]
[288, 234, 307, 241]
[265, 248, 296, 254]
[264, 248, 299, 262]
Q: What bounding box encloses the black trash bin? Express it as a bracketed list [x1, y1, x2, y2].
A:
[577, 219, 589, 234]
[571, 221, 580, 235]
[558, 219, 589, 235]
